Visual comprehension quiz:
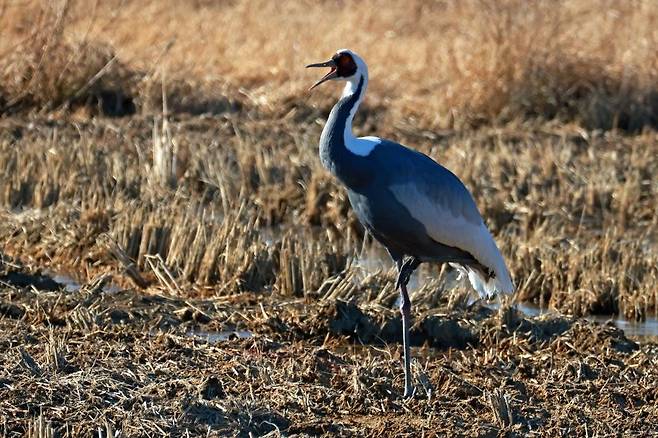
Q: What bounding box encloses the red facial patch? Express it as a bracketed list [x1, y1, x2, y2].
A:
[334, 52, 358, 77]
[338, 54, 351, 67]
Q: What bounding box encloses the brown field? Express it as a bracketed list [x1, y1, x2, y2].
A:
[1, 0, 657, 436]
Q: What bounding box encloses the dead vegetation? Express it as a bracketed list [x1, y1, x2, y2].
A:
[1, 116, 655, 319]
[1, 268, 657, 436]
[1, 0, 657, 129]
[0, 1, 134, 116]
[1, 0, 658, 435]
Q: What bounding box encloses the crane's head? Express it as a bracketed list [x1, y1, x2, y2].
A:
[306, 49, 367, 90]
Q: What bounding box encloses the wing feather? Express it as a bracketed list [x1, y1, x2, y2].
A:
[379, 143, 513, 296]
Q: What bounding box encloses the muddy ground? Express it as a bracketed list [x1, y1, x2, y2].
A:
[1, 260, 657, 437]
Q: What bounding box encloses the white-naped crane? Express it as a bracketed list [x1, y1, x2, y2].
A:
[307, 49, 514, 398]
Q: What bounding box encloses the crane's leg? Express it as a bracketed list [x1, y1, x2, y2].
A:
[396, 257, 421, 398]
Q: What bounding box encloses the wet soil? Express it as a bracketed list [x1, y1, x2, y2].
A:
[1, 264, 657, 437]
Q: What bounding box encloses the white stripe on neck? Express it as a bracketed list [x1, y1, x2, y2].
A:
[342, 74, 379, 157]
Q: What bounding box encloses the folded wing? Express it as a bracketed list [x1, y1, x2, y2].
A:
[378, 141, 514, 297]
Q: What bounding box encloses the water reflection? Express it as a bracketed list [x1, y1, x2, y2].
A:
[502, 302, 658, 340]
[586, 314, 658, 339]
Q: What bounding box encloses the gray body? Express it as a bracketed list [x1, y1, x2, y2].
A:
[320, 76, 483, 270]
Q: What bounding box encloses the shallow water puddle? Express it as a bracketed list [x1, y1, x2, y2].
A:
[587, 314, 658, 339]
[46, 271, 122, 294]
[49, 273, 82, 292]
[187, 329, 253, 344]
[501, 302, 658, 340]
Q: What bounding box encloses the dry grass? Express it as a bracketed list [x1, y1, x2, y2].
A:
[0, 115, 656, 319]
[1, 0, 657, 129]
[0, 1, 134, 115]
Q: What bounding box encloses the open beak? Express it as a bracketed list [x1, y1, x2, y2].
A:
[306, 59, 337, 90]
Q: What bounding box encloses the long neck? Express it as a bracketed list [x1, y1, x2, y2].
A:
[338, 74, 367, 145]
[318, 74, 369, 187]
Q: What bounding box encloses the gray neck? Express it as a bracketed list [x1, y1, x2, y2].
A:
[318, 75, 369, 188]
